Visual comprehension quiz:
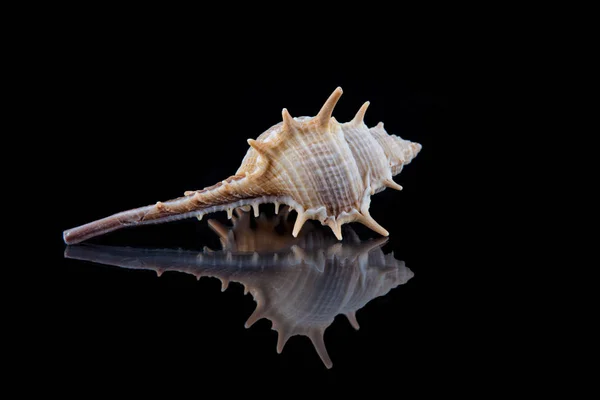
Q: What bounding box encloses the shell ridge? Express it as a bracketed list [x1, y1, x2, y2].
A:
[340, 120, 373, 209]
[322, 122, 348, 217]
[340, 123, 374, 199]
[253, 121, 322, 208]
[293, 123, 328, 208]
[309, 122, 342, 216]
[341, 120, 392, 195]
[329, 122, 362, 216]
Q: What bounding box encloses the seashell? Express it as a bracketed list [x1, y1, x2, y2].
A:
[63, 87, 422, 244]
[64, 210, 414, 368]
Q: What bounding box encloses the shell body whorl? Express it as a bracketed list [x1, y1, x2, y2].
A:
[231, 87, 422, 239]
[62, 87, 422, 244]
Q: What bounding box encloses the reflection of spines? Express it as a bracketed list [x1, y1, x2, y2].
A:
[64, 211, 413, 369]
[220, 278, 229, 292]
[276, 329, 290, 354]
[309, 328, 331, 369]
[244, 303, 264, 329]
[345, 311, 360, 330]
[208, 207, 300, 253]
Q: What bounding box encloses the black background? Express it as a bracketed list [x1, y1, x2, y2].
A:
[28, 22, 508, 394]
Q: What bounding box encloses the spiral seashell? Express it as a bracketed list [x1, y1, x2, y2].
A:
[64, 210, 413, 368]
[63, 87, 422, 244]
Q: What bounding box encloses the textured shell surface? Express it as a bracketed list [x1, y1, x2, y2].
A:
[63, 87, 422, 244]
[65, 210, 414, 368]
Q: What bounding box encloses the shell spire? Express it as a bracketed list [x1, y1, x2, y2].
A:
[63, 86, 421, 245]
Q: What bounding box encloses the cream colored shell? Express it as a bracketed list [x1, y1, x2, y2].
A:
[63, 87, 422, 244]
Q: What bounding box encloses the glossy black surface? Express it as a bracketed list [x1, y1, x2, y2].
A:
[39, 63, 486, 390]
[64, 214, 415, 370]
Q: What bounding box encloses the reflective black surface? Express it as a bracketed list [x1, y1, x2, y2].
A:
[40, 72, 483, 390]
[65, 211, 414, 369]
[50, 207, 456, 381]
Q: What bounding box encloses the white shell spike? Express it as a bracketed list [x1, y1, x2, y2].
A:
[63, 87, 422, 244]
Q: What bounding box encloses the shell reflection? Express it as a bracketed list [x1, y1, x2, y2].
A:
[65, 208, 413, 368]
